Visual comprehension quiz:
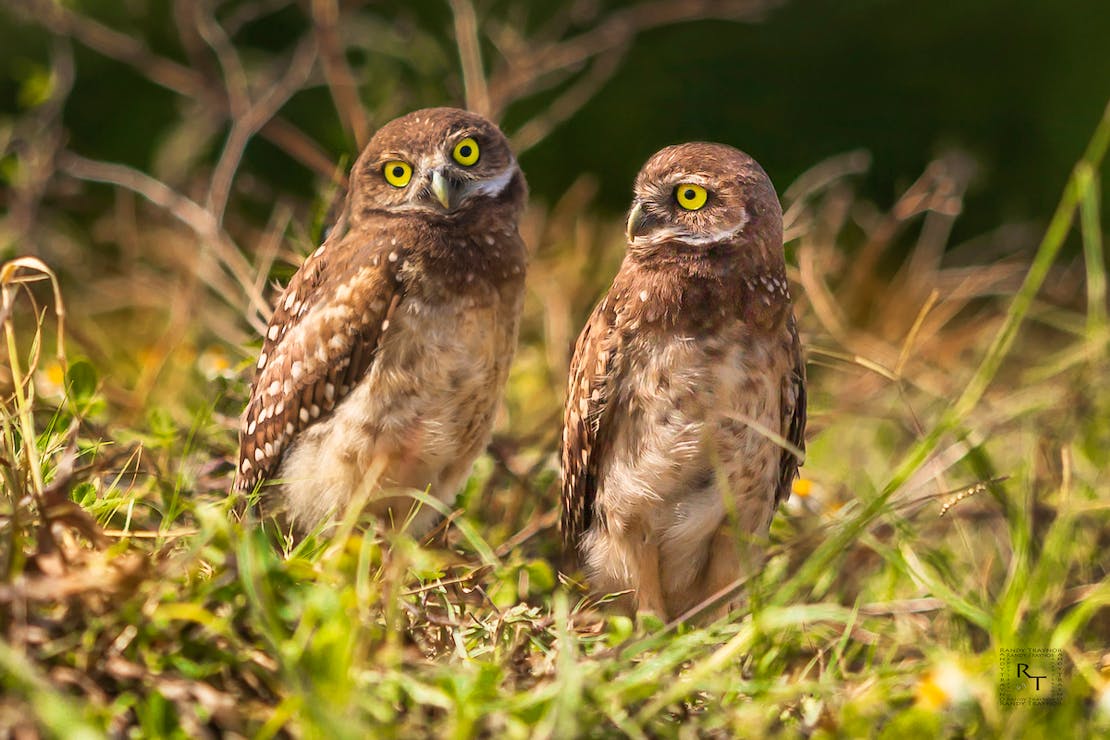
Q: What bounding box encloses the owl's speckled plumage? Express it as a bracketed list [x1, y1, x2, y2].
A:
[561, 142, 806, 621]
[236, 107, 527, 535]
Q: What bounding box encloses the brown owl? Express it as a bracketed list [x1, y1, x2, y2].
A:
[235, 107, 528, 537]
[561, 143, 806, 621]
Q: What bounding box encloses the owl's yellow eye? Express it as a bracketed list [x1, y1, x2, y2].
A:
[452, 137, 480, 166]
[383, 161, 412, 188]
[675, 183, 708, 211]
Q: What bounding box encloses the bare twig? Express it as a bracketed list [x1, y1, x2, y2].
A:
[192, 0, 251, 118]
[15, 0, 336, 182]
[312, 0, 370, 146]
[260, 118, 345, 185]
[487, 0, 783, 118]
[57, 152, 270, 331]
[857, 597, 946, 616]
[781, 149, 871, 241]
[894, 289, 940, 377]
[252, 204, 294, 305]
[202, 31, 319, 222]
[511, 45, 628, 153]
[19, 0, 203, 98]
[450, 0, 491, 117]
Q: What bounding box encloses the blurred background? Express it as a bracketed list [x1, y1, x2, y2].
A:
[5, 1, 1109, 227]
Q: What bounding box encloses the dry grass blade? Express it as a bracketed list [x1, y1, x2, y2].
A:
[1078, 163, 1107, 360]
[450, 0, 491, 119]
[311, 0, 370, 146]
[1, 257, 67, 501]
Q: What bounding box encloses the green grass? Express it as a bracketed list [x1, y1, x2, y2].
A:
[2, 91, 1109, 740]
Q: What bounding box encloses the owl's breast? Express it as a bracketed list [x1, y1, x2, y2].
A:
[374, 287, 505, 427]
[598, 324, 788, 535]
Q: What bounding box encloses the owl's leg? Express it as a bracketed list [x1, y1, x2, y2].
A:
[701, 526, 741, 621]
[698, 522, 762, 620]
[634, 541, 668, 620]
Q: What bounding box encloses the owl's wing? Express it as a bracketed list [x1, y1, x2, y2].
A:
[775, 313, 807, 507]
[235, 229, 404, 492]
[561, 294, 625, 547]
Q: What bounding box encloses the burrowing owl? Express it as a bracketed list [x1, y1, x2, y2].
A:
[561, 143, 806, 621]
[236, 107, 528, 536]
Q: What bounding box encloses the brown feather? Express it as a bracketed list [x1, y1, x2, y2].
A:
[776, 314, 807, 508]
[235, 227, 404, 493]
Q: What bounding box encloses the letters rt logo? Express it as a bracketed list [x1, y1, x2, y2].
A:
[1016, 663, 1047, 691]
[999, 648, 1064, 706]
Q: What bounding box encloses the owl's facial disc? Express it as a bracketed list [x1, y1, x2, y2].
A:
[626, 167, 754, 248]
[352, 108, 525, 223]
[626, 175, 749, 247]
[389, 155, 517, 215]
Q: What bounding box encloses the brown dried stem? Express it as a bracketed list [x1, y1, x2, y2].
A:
[312, 0, 371, 147]
[450, 0, 492, 118]
[57, 153, 270, 332]
[200, 29, 319, 223]
[15, 0, 336, 182]
[511, 45, 628, 154]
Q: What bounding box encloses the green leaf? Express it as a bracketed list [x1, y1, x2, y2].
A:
[65, 359, 98, 407]
[147, 407, 177, 442]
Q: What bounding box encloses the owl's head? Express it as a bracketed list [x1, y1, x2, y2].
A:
[349, 107, 525, 220]
[625, 142, 782, 262]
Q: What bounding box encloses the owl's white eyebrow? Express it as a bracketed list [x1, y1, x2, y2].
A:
[668, 174, 713, 187]
[631, 207, 750, 247]
[468, 159, 518, 198]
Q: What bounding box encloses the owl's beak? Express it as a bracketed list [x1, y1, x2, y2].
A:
[431, 169, 453, 210]
[626, 202, 649, 240]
